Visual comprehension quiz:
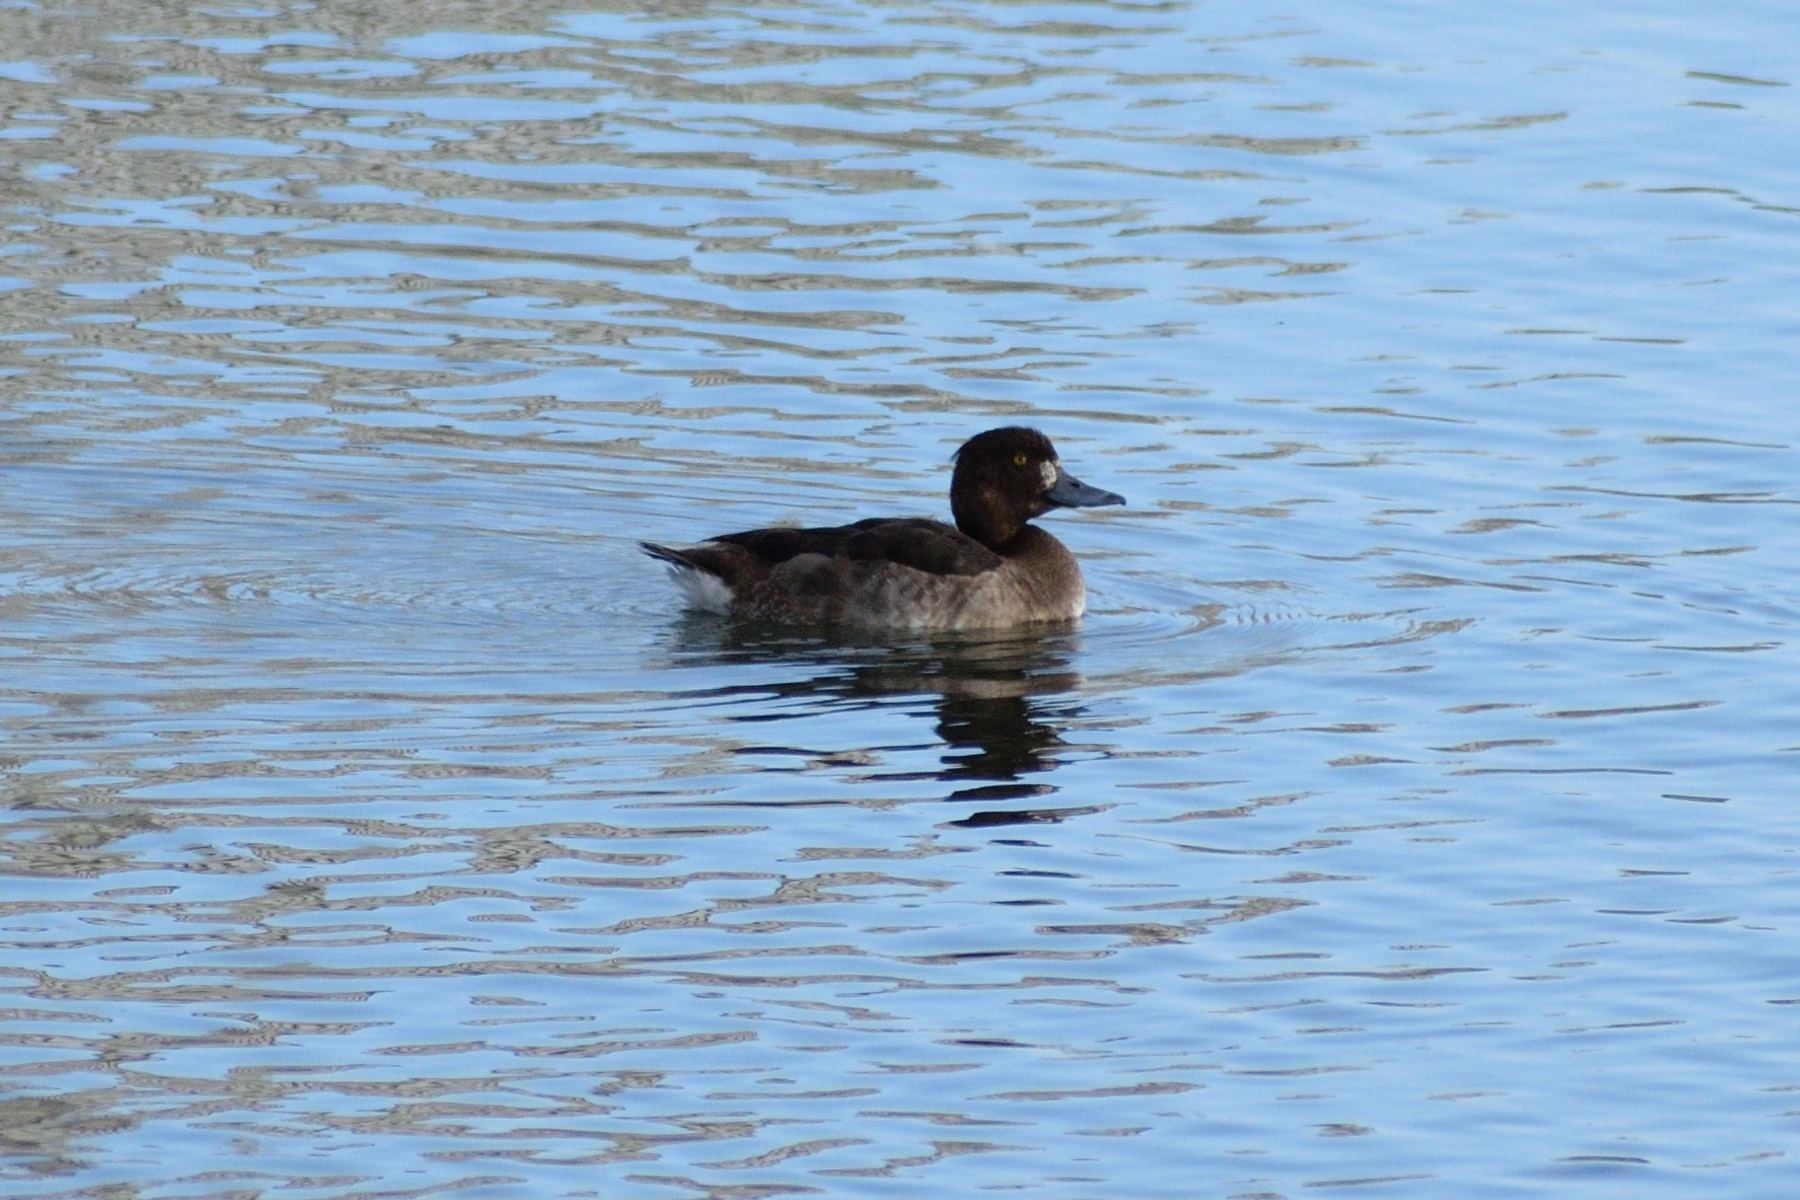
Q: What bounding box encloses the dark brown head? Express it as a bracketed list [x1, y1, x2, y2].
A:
[949, 426, 1125, 549]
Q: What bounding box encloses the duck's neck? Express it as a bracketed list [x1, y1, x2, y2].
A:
[953, 493, 1028, 549]
[975, 522, 1060, 562]
[998, 524, 1065, 562]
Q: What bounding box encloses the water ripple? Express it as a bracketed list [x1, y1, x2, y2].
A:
[3, 0, 1800, 1196]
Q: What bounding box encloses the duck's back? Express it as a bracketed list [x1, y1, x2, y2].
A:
[720, 517, 1000, 577]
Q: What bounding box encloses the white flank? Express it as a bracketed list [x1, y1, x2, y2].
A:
[666, 564, 735, 614]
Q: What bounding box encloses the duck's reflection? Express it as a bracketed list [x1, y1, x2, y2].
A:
[661, 616, 1085, 806]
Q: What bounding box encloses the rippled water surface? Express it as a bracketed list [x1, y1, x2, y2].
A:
[5, 0, 1800, 1196]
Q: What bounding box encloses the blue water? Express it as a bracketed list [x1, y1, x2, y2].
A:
[4, 1, 1800, 1196]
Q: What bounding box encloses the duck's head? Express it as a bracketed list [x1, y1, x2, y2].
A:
[949, 426, 1125, 549]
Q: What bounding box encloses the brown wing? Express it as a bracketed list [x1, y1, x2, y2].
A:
[717, 518, 1001, 577]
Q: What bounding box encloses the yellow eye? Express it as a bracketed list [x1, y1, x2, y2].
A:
[1012, 453, 1028, 467]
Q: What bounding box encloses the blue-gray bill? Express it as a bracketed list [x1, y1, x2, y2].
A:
[1045, 467, 1126, 509]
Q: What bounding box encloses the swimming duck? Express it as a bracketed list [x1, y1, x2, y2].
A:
[642, 427, 1125, 630]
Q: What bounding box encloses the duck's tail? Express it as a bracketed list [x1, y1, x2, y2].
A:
[641, 542, 735, 614]
[640, 541, 699, 569]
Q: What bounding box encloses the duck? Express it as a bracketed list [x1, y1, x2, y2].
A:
[641, 426, 1125, 630]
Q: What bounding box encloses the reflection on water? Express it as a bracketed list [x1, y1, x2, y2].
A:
[5, 0, 1800, 1196]
[669, 619, 1086, 800]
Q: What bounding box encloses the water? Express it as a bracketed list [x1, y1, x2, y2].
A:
[4, 0, 1800, 1196]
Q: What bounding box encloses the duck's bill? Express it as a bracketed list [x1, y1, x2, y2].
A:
[1045, 467, 1125, 509]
